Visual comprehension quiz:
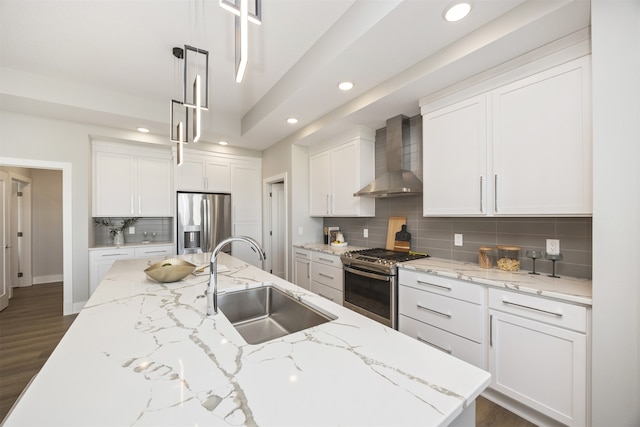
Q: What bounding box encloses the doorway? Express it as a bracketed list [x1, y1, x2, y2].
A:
[264, 173, 288, 280]
[0, 159, 72, 315]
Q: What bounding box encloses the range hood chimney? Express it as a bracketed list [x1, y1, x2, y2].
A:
[354, 115, 423, 198]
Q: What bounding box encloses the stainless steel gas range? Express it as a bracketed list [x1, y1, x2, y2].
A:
[340, 248, 428, 329]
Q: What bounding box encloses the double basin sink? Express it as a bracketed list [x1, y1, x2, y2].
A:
[217, 284, 336, 345]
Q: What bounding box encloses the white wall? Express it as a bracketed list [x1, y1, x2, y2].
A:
[591, 0, 640, 424]
[31, 169, 63, 281]
[262, 141, 323, 279]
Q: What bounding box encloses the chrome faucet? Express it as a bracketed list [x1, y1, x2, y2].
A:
[207, 236, 266, 316]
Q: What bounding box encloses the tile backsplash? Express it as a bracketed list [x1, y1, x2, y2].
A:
[324, 196, 592, 279]
[93, 217, 173, 246]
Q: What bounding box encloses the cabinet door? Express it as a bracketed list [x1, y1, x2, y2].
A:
[309, 152, 331, 216]
[94, 151, 135, 216]
[489, 310, 587, 427]
[137, 157, 173, 216]
[177, 158, 206, 191]
[205, 161, 231, 192]
[492, 57, 592, 215]
[294, 257, 311, 291]
[330, 142, 362, 216]
[231, 163, 261, 222]
[423, 95, 487, 215]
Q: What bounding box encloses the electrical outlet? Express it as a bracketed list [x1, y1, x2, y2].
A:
[128, 226, 135, 235]
[298, 227, 303, 235]
[454, 233, 463, 246]
[546, 239, 560, 255]
[363, 229, 368, 238]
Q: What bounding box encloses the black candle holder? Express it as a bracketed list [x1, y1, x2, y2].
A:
[525, 250, 542, 275]
[545, 253, 563, 278]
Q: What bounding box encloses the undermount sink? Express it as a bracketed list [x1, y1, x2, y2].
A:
[217, 285, 336, 345]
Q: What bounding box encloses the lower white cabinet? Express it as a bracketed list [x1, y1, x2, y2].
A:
[488, 289, 587, 427]
[89, 245, 174, 295]
[310, 252, 343, 305]
[293, 248, 311, 291]
[398, 270, 484, 368]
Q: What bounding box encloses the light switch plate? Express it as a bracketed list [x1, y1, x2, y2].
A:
[454, 234, 463, 246]
[363, 229, 368, 238]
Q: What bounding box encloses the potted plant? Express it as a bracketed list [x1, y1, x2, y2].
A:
[94, 217, 139, 245]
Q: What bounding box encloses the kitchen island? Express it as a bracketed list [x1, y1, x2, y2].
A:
[2, 253, 490, 427]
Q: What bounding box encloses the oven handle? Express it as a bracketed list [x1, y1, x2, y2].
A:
[344, 266, 392, 282]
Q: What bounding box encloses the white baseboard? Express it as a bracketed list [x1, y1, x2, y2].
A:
[33, 274, 63, 284]
[71, 300, 86, 314]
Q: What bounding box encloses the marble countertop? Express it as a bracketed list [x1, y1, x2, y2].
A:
[399, 257, 592, 306]
[90, 241, 174, 250]
[3, 253, 491, 427]
[293, 242, 369, 256]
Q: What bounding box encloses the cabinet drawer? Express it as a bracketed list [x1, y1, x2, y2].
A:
[399, 269, 483, 304]
[134, 245, 174, 258]
[311, 252, 341, 267]
[311, 281, 343, 305]
[293, 249, 311, 260]
[399, 315, 482, 368]
[90, 248, 135, 261]
[489, 288, 587, 333]
[399, 284, 482, 342]
[312, 263, 343, 291]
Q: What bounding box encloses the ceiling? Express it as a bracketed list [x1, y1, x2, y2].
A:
[0, 0, 590, 152]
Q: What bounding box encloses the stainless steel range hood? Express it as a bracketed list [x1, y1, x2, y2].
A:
[354, 115, 423, 198]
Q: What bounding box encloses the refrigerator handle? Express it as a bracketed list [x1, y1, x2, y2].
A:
[202, 198, 210, 253]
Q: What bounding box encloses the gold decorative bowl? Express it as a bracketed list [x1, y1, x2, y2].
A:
[144, 258, 196, 283]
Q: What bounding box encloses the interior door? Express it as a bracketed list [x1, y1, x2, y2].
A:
[0, 170, 9, 311]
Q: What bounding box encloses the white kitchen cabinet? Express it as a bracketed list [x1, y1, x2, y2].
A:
[176, 150, 231, 192]
[422, 56, 592, 216]
[88, 247, 135, 295]
[93, 141, 173, 217]
[134, 244, 174, 258]
[491, 57, 592, 215]
[488, 288, 587, 427]
[293, 248, 311, 291]
[230, 160, 263, 267]
[310, 252, 343, 305]
[309, 138, 375, 217]
[422, 95, 488, 215]
[89, 244, 175, 295]
[398, 269, 484, 368]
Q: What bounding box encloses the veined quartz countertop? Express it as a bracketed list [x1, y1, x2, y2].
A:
[399, 257, 592, 306]
[293, 242, 369, 255]
[3, 253, 490, 427]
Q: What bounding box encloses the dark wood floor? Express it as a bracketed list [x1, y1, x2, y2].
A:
[0, 283, 536, 426]
[0, 282, 77, 421]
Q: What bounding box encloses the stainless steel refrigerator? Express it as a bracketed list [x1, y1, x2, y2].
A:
[177, 192, 232, 255]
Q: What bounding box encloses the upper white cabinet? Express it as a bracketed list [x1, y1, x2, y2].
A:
[176, 150, 231, 192]
[309, 137, 375, 217]
[93, 141, 173, 217]
[422, 55, 592, 216]
[422, 95, 488, 215]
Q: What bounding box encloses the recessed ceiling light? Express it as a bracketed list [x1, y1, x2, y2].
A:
[137, 127, 150, 133]
[444, 2, 472, 22]
[287, 117, 298, 124]
[218, 140, 229, 145]
[338, 81, 354, 91]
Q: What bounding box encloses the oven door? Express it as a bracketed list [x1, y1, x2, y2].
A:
[343, 266, 396, 329]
